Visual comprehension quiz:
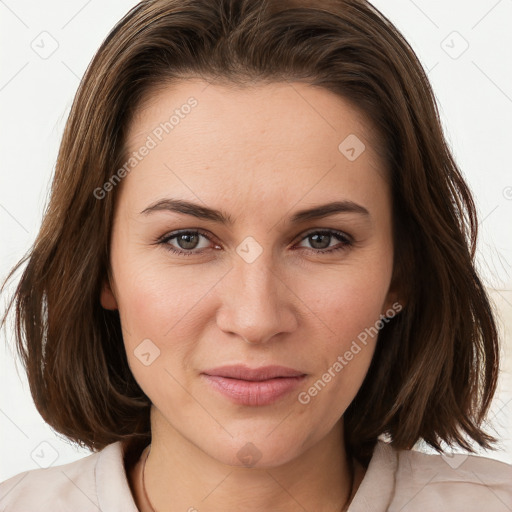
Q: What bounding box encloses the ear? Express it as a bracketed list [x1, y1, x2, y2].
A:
[382, 269, 405, 317]
[100, 277, 118, 310]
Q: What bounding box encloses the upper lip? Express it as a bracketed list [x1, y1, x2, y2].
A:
[202, 365, 306, 381]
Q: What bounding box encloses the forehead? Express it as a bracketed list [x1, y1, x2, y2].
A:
[120, 79, 388, 215]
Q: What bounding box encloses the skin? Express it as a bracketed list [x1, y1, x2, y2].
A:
[101, 79, 400, 512]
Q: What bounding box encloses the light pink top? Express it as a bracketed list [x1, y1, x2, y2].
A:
[0, 439, 511, 511]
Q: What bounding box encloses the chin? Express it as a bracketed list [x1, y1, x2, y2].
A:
[200, 429, 309, 469]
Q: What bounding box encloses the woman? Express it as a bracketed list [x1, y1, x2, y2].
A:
[1, 0, 511, 510]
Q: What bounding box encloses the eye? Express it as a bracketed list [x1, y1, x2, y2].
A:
[295, 229, 353, 254]
[157, 229, 217, 256]
[156, 228, 353, 256]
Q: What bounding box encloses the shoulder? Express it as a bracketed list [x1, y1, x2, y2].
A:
[0, 441, 138, 512]
[0, 447, 101, 511]
[388, 442, 512, 511]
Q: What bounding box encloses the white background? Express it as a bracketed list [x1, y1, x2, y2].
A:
[1, 0, 511, 482]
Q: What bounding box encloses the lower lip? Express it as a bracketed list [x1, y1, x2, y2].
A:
[201, 374, 306, 406]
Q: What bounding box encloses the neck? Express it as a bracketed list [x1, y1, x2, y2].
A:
[138, 406, 358, 512]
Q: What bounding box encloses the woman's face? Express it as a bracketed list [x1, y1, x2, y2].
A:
[102, 79, 399, 467]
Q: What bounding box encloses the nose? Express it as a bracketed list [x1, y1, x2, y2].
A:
[216, 253, 298, 345]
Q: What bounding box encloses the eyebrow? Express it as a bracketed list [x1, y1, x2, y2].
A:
[139, 198, 370, 224]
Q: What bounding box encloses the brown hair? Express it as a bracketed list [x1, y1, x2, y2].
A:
[1, 0, 500, 465]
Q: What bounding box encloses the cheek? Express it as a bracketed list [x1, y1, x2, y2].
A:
[291, 252, 392, 407]
[111, 254, 224, 388]
[294, 258, 392, 344]
[307, 275, 383, 379]
[293, 278, 385, 428]
[112, 260, 201, 401]
[113, 253, 202, 338]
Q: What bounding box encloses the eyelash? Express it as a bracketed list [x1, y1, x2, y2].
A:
[155, 229, 353, 256]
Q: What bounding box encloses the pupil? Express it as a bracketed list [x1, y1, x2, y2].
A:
[179, 233, 198, 250]
[311, 234, 330, 249]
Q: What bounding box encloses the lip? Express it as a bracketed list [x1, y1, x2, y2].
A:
[201, 365, 307, 406]
[202, 364, 305, 381]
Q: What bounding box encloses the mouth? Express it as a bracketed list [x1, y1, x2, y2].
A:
[201, 364, 306, 381]
[200, 365, 307, 406]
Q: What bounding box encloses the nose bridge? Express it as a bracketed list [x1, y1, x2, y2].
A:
[217, 241, 296, 344]
[237, 250, 277, 302]
[233, 233, 278, 298]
